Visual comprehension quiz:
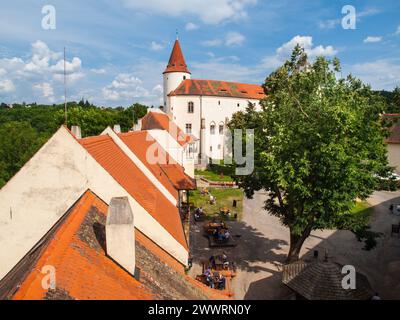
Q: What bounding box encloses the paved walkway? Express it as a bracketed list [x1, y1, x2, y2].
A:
[189, 190, 400, 299]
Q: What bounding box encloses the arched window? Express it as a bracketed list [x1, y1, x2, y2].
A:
[210, 122, 216, 135]
[188, 101, 194, 113]
[219, 122, 224, 134]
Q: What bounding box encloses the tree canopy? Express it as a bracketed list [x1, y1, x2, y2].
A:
[0, 101, 148, 188]
[229, 45, 390, 262]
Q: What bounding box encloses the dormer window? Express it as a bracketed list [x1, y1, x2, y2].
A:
[188, 101, 194, 113]
[183, 75, 186, 80]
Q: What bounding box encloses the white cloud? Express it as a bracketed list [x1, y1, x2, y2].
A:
[261, 35, 337, 69]
[225, 32, 245, 46]
[363, 36, 382, 43]
[396, 26, 400, 35]
[102, 73, 149, 101]
[202, 32, 245, 47]
[201, 39, 223, 47]
[90, 68, 107, 74]
[150, 41, 164, 51]
[348, 59, 400, 90]
[0, 80, 15, 93]
[33, 82, 54, 101]
[185, 22, 199, 31]
[120, 0, 257, 24]
[0, 40, 84, 102]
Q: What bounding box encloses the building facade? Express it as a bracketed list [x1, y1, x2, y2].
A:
[163, 39, 266, 163]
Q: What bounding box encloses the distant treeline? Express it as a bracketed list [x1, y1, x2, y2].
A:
[0, 100, 148, 188]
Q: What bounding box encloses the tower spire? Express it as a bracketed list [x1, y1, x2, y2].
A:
[163, 38, 191, 74]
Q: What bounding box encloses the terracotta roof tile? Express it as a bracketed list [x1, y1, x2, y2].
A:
[13, 191, 154, 300]
[118, 131, 196, 190]
[164, 39, 190, 74]
[169, 79, 266, 100]
[79, 135, 188, 250]
[141, 111, 192, 146]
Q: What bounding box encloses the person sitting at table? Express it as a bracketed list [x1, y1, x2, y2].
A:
[218, 274, 226, 290]
[224, 230, 230, 240]
[207, 274, 215, 289]
[204, 267, 211, 277]
[209, 194, 216, 205]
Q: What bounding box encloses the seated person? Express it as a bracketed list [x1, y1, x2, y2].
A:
[204, 267, 212, 278]
[209, 194, 216, 204]
[224, 230, 230, 240]
[218, 274, 226, 290]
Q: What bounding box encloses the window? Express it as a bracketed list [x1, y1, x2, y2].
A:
[183, 75, 186, 80]
[219, 124, 224, 134]
[210, 146, 213, 151]
[218, 144, 221, 150]
[237, 103, 240, 107]
[185, 123, 192, 134]
[188, 101, 194, 113]
[218, 101, 221, 106]
[210, 123, 216, 135]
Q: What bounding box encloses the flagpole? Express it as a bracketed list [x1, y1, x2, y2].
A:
[64, 47, 67, 126]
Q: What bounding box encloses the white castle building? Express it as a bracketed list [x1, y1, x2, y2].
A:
[162, 39, 266, 164]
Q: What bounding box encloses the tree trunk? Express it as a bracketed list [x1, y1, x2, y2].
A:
[286, 224, 313, 264]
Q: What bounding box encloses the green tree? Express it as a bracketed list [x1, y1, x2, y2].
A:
[0, 121, 46, 188]
[229, 46, 389, 263]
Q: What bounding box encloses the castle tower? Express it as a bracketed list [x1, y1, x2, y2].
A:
[163, 39, 191, 114]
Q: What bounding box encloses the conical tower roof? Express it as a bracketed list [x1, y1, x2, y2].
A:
[163, 39, 191, 74]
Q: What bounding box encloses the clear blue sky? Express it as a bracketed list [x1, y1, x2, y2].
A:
[0, 0, 399, 107]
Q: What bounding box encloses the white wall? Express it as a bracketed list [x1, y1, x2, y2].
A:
[169, 95, 261, 160]
[163, 72, 190, 113]
[0, 127, 189, 280]
[387, 143, 400, 173]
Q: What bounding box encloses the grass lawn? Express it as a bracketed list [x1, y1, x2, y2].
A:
[189, 188, 243, 221]
[351, 200, 373, 220]
[195, 169, 234, 182]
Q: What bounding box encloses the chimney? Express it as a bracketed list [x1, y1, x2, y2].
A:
[133, 119, 142, 131]
[113, 124, 121, 134]
[106, 197, 135, 276]
[71, 126, 82, 139]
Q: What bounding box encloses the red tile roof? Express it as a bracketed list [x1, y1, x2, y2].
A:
[11, 190, 230, 300]
[141, 111, 193, 146]
[169, 79, 266, 100]
[13, 191, 154, 300]
[79, 135, 188, 250]
[164, 39, 190, 74]
[118, 131, 196, 190]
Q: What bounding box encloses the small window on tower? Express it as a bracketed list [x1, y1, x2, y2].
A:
[183, 76, 186, 80]
[185, 123, 192, 134]
[210, 123, 216, 135]
[218, 101, 221, 106]
[188, 101, 194, 113]
[219, 124, 224, 134]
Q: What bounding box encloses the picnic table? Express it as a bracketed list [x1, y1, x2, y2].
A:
[203, 221, 227, 236]
[220, 207, 230, 215]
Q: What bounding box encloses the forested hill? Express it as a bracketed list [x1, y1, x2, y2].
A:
[0, 101, 148, 188]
